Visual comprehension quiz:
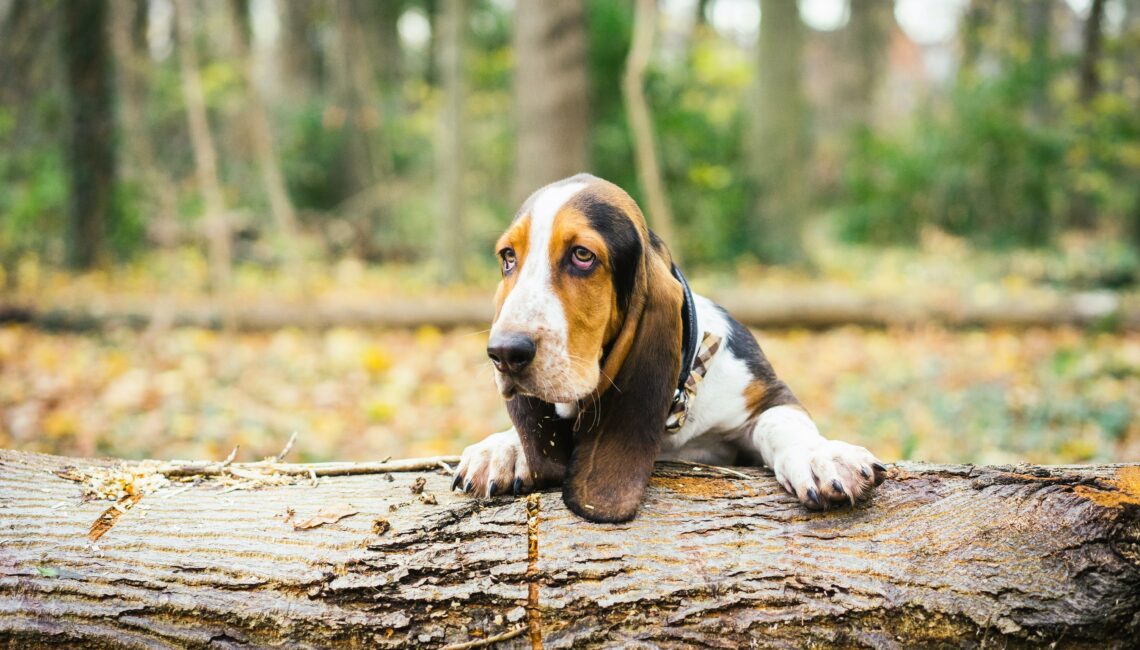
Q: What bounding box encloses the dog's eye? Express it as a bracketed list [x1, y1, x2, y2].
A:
[500, 248, 517, 274]
[570, 246, 596, 271]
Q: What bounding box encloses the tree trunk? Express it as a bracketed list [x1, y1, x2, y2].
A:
[61, 0, 116, 270]
[623, 0, 680, 261]
[750, 0, 809, 264]
[230, 0, 299, 239]
[110, 0, 181, 248]
[1, 449, 1138, 647]
[278, 0, 324, 99]
[373, 0, 405, 90]
[513, 0, 589, 202]
[1025, 0, 1053, 123]
[1078, 0, 1107, 104]
[329, 0, 393, 260]
[174, 0, 232, 291]
[434, 0, 468, 282]
[0, 0, 42, 113]
[1070, 0, 1106, 232]
[842, 0, 893, 134]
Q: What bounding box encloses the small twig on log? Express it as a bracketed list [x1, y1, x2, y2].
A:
[661, 459, 755, 480]
[156, 456, 462, 479]
[220, 445, 239, 468]
[274, 432, 297, 462]
[439, 625, 527, 650]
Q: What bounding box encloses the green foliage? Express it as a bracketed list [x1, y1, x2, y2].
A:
[280, 102, 354, 213]
[0, 107, 68, 264]
[3, 2, 1140, 276]
[109, 180, 147, 261]
[839, 77, 1068, 246]
[653, 30, 753, 265]
[586, 4, 753, 266]
[837, 24, 1140, 251]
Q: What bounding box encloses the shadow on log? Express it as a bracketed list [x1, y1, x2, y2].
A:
[1, 449, 1138, 648]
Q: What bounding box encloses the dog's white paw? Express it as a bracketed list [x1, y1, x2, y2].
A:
[453, 429, 532, 497]
[772, 439, 886, 510]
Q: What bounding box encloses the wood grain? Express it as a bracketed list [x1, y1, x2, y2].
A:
[1, 450, 1138, 648]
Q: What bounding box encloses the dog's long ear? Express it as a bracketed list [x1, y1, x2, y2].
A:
[562, 234, 683, 523]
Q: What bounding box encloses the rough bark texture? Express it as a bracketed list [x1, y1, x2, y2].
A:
[1, 449, 1138, 648]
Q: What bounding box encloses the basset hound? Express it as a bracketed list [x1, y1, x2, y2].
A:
[454, 174, 886, 522]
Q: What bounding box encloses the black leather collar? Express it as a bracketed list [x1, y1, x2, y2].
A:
[672, 263, 699, 395]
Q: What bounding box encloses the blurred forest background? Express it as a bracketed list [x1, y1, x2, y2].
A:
[2, 0, 1140, 467]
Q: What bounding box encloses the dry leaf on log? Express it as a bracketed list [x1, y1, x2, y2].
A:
[292, 504, 359, 530]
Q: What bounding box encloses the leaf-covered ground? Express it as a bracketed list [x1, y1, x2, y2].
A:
[2, 323, 1137, 466]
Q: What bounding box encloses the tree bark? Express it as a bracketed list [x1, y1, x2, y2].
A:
[61, 0, 116, 270]
[174, 0, 232, 291]
[513, 0, 589, 202]
[1, 449, 1138, 647]
[278, 0, 324, 99]
[750, 0, 809, 264]
[434, 0, 468, 282]
[623, 0, 680, 260]
[1070, 0, 1106, 232]
[1078, 0, 1107, 104]
[841, 0, 894, 134]
[110, 0, 181, 248]
[229, 0, 299, 239]
[329, 0, 394, 261]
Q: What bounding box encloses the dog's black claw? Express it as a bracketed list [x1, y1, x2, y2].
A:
[512, 477, 523, 496]
[806, 487, 821, 506]
[451, 474, 462, 491]
[464, 479, 474, 493]
[488, 480, 498, 496]
[860, 467, 870, 480]
[831, 478, 844, 494]
[872, 462, 887, 485]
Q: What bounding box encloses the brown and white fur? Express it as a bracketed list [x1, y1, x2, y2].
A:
[454, 174, 886, 522]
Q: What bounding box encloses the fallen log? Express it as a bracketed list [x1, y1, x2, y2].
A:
[1, 449, 1138, 648]
[2, 286, 1137, 331]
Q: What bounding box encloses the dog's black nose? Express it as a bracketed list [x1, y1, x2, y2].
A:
[487, 332, 536, 374]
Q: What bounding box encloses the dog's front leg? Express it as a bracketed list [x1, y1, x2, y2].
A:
[453, 428, 565, 497]
[748, 405, 886, 509]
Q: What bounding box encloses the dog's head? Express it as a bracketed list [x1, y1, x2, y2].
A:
[489, 174, 683, 522]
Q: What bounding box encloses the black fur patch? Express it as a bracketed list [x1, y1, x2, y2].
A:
[506, 395, 574, 486]
[718, 305, 799, 411]
[573, 194, 642, 312]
